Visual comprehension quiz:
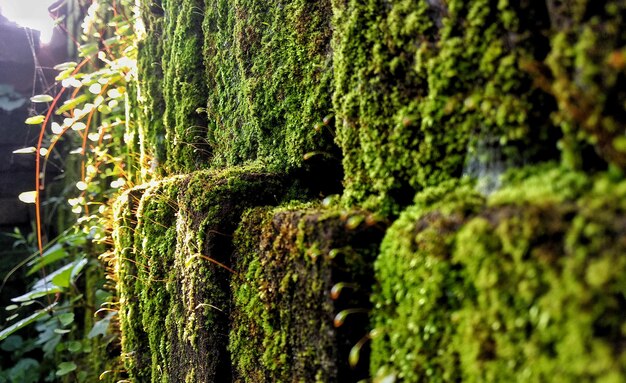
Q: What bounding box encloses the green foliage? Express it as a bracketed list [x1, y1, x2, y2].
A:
[2, 0, 138, 381]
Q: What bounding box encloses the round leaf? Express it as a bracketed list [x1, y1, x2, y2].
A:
[30, 95, 54, 103]
[56, 361, 77, 376]
[25, 115, 45, 125]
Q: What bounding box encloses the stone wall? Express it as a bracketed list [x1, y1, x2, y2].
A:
[113, 1, 626, 382]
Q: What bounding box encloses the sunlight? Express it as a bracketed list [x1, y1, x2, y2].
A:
[0, 0, 56, 43]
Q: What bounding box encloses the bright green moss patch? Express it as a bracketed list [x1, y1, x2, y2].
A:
[370, 182, 485, 382]
[230, 206, 386, 382]
[332, 0, 559, 212]
[488, 163, 592, 205]
[137, 0, 167, 177]
[371, 173, 626, 382]
[202, 0, 338, 171]
[113, 186, 151, 382]
[162, 0, 210, 173]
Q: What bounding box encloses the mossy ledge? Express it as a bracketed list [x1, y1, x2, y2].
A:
[371, 168, 626, 382]
[230, 206, 386, 382]
[113, 167, 295, 382]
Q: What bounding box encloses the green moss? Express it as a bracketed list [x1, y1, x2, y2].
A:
[113, 167, 293, 381]
[230, 206, 385, 382]
[162, 0, 210, 173]
[202, 0, 337, 171]
[371, 172, 626, 382]
[544, 1, 626, 170]
[137, 0, 167, 177]
[125, 1, 626, 381]
[453, 176, 626, 382]
[135, 178, 180, 383]
[370, 182, 484, 382]
[113, 186, 151, 382]
[488, 163, 592, 205]
[332, 0, 558, 212]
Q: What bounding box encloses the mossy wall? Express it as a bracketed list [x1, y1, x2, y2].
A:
[113, 0, 626, 382]
[230, 206, 384, 382]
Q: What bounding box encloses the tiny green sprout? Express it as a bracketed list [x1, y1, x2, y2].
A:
[339, 210, 349, 221]
[307, 246, 322, 262]
[53, 61, 77, 71]
[99, 370, 113, 380]
[375, 372, 397, 383]
[349, 332, 372, 368]
[364, 213, 384, 228]
[330, 282, 358, 300]
[349, 342, 360, 368]
[186, 253, 237, 274]
[323, 113, 334, 125]
[322, 194, 339, 207]
[303, 151, 321, 160]
[345, 215, 364, 230]
[333, 308, 368, 328]
[328, 248, 341, 259]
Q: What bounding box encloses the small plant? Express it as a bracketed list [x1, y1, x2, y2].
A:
[0, 0, 140, 380]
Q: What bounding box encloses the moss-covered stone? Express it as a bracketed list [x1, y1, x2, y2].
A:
[114, 167, 293, 382]
[332, 0, 559, 212]
[542, 1, 626, 170]
[122, 1, 626, 382]
[454, 176, 626, 382]
[202, 0, 338, 173]
[230, 205, 385, 382]
[137, 0, 167, 177]
[370, 181, 485, 382]
[162, 0, 210, 173]
[113, 186, 151, 382]
[371, 170, 626, 382]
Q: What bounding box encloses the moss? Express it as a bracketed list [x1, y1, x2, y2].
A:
[137, 0, 168, 177]
[135, 178, 180, 383]
[488, 162, 592, 205]
[230, 205, 386, 382]
[543, 1, 626, 170]
[371, 172, 626, 382]
[370, 182, 485, 382]
[124, 1, 626, 381]
[113, 186, 151, 382]
[202, 0, 338, 172]
[113, 167, 294, 381]
[332, 0, 558, 212]
[453, 176, 626, 382]
[161, 0, 210, 173]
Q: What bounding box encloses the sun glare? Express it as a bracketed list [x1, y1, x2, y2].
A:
[0, 0, 56, 43]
